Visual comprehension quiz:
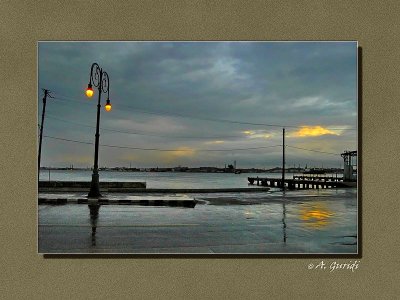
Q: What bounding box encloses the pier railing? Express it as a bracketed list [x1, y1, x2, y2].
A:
[248, 174, 350, 190]
[292, 174, 343, 182]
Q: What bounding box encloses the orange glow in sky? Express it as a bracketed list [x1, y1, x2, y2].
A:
[293, 126, 339, 137]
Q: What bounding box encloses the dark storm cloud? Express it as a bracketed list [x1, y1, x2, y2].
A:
[38, 41, 357, 168]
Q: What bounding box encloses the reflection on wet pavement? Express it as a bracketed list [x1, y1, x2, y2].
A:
[89, 203, 100, 247]
[39, 190, 357, 254]
[299, 202, 334, 229]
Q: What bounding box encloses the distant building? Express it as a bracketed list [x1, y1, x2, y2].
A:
[341, 150, 357, 181]
[172, 166, 189, 172]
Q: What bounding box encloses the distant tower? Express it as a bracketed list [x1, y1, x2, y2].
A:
[341, 150, 357, 181]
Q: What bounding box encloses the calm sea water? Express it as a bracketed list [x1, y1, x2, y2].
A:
[39, 170, 343, 189]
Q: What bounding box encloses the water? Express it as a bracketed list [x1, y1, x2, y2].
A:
[38, 170, 358, 254]
[39, 170, 341, 189]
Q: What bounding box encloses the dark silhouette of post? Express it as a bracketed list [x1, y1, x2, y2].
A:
[90, 70, 103, 197]
[86, 63, 112, 198]
[38, 89, 52, 176]
[282, 128, 285, 190]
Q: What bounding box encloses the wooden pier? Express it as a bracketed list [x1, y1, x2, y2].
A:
[248, 175, 354, 190]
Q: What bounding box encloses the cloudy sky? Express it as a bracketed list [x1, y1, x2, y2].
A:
[38, 41, 357, 169]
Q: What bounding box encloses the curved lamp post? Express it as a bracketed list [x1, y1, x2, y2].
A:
[86, 63, 112, 197]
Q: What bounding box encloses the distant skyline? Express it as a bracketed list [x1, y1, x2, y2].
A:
[38, 41, 357, 169]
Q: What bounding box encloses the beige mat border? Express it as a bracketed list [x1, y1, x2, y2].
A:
[1, 1, 399, 299]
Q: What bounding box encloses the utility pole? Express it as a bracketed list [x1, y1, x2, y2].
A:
[282, 128, 285, 190]
[38, 89, 52, 176]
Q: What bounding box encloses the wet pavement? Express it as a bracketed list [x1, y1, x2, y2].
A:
[38, 189, 358, 254]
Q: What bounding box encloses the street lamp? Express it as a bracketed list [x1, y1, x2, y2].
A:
[105, 99, 112, 111]
[86, 63, 112, 197]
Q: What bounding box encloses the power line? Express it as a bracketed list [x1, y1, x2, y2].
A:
[43, 92, 353, 156]
[43, 134, 344, 157]
[50, 93, 356, 131]
[44, 135, 92, 145]
[53, 95, 291, 127]
[45, 115, 251, 140]
[41, 94, 348, 157]
[43, 135, 283, 152]
[285, 145, 340, 156]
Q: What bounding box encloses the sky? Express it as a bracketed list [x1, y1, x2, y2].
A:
[38, 41, 357, 169]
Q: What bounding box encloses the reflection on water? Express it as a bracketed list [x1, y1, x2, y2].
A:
[88, 204, 100, 246]
[299, 202, 334, 229]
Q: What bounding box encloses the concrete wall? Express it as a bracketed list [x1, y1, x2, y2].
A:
[39, 181, 146, 188]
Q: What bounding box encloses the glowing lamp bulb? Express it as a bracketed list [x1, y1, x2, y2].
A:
[86, 84, 94, 98]
[105, 99, 112, 112]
